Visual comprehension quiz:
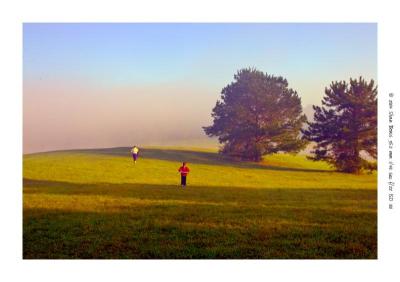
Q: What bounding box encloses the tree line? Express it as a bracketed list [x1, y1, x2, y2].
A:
[203, 68, 377, 174]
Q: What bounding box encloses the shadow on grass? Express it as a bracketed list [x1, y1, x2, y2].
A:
[23, 178, 377, 259]
[65, 147, 331, 173]
[23, 178, 377, 202]
[23, 208, 377, 259]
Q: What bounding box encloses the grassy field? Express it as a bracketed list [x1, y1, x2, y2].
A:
[23, 147, 377, 259]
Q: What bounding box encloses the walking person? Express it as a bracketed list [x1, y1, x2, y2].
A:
[178, 162, 190, 188]
[131, 145, 139, 164]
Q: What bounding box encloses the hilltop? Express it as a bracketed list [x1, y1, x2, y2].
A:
[23, 147, 377, 258]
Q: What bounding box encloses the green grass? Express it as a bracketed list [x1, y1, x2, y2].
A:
[23, 147, 377, 259]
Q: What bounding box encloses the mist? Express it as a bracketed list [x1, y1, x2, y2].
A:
[23, 79, 219, 153]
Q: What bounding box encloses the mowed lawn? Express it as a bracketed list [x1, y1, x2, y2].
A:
[23, 147, 377, 259]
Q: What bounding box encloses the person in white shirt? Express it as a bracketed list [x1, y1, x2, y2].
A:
[131, 146, 140, 164]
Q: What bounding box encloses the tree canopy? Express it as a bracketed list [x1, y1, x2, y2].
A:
[302, 77, 377, 173]
[204, 68, 307, 161]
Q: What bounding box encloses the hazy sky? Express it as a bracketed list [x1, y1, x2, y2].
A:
[23, 23, 377, 153]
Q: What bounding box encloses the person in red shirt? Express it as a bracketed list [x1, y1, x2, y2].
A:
[178, 162, 190, 188]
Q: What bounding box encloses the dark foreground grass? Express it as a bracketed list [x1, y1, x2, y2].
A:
[23, 179, 376, 259]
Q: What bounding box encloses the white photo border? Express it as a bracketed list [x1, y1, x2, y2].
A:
[1, 0, 399, 281]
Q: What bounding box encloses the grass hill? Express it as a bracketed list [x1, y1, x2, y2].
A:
[23, 147, 377, 259]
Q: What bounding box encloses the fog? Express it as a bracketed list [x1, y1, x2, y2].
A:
[23, 79, 219, 153]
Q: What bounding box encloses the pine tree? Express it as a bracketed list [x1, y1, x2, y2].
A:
[203, 68, 307, 161]
[302, 77, 377, 173]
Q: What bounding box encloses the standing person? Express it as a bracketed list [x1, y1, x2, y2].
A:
[178, 162, 190, 188]
[131, 145, 139, 164]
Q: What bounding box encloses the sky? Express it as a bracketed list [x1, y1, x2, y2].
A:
[23, 23, 377, 153]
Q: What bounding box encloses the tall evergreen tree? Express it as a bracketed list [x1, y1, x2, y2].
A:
[302, 77, 377, 173]
[203, 68, 307, 161]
